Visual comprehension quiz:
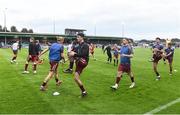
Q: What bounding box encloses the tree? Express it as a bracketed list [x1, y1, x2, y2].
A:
[28, 29, 33, 33]
[0, 25, 3, 32]
[2, 27, 9, 32]
[21, 28, 28, 33]
[10, 26, 18, 32]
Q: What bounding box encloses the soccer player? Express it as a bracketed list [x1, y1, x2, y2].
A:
[11, 40, 19, 64]
[64, 41, 78, 74]
[39, 37, 65, 91]
[69, 33, 89, 97]
[102, 44, 105, 52]
[22, 37, 39, 74]
[111, 38, 135, 90]
[150, 37, 164, 80]
[89, 43, 96, 60]
[104, 44, 112, 63]
[112, 44, 119, 66]
[35, 40, 43, 65]
[164, 43, 174, 75]
[163, 38, 172, 64]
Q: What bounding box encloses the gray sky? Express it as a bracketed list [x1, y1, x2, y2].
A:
[0, 0, 180, 40]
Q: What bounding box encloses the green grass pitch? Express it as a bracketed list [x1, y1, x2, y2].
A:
[0, 48, 180, 114]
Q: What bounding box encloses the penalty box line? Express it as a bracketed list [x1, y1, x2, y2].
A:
[144, 98, 180, 115]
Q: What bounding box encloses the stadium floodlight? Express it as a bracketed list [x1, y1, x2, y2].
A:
[3, 8, 7, 45]
[53, 16, 56, 34]
[121, 22, 125, 37]
[93, 20, 97, 36]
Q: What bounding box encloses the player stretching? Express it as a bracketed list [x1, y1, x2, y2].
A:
[112, 44, 119, 66]
[23, 37, 39, 74]
[150, 37, 164, 80]
[39, 37, 65, 91]
[64, 41, 77, 74]
[111, 38, 135, 90]
[11, 40, 19, 64]
[104, 45, 112, 63]
[164, 43, 174, 76]
[89, 43, 96, 60]
[69, 33, 89, 97]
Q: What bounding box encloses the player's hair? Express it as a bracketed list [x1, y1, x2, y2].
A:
[123, 38, 129, 43]
[57, 36, 64, 41]
[30, 37, 35, 42]
[168, 43, 172, 46]
[156, 37, 161, 40]
[77, 33, 85, 38]
[36, 40, 39, 43]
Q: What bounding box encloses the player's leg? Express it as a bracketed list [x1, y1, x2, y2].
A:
[116, 58, 119, 66]
[74, 72, 87, 96]
[110, 54, 112, 63]
[11, 51, 17, 63]
[74, 60, 87, 97]
[163, 58, 166, 64]
[128, 71, 135, 88]
[107, 53, 110, 63]
[40, 62, 58, 91]
[111, 70, 123, 90]
[64, 56, 74, 73]
[23, 56, 30, 73]
[153, 62, 160, 80]
[40, 71, 54, 91]
[168, 58, 173, 75]
[32, 56, 37, 74]
[113, 56, 116, 66]
[54, 70, 62, 86]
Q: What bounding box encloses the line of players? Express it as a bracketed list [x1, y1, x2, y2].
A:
[10, 35, 175, 97]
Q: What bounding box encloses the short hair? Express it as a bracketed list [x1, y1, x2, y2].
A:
[168, 43, 172, 46]
[57, 36, 64, 41]
[77, 33, 85, 38]
[156, 37, 161, 40]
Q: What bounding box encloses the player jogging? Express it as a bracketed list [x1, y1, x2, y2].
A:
[111, 38, 135, 90]
[22, 37, 39, 74]
[11, 40, 19, 64]
[112, 44, 119, 66]
[89, 43, 96, 60]
[39, 37, 65, 91]
[104, 45, 112, 63]
[164, 43, 174, 76]
[150, 37, 164, 80]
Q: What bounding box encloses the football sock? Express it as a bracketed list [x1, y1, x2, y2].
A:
[55, 78, 59, 82]
[42, 82, 47, 87]
[130, 77, 134, 82]
[155, 71, 160, 76]
[33, 64, 37, 71]
[69, 62, 74, 69]
[116, 76, 121, 84]
[80, 85, 85, 92]
[25, 64, 28, 71]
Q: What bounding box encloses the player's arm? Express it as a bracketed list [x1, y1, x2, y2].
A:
[39, 48, 49, 58]
[165, 52, 172, 57]
[121, 54, 133, 58]
[165, 49, 174, 57]
[121, 47, 133, 58]
[60, 46, 66, 63]
[103, 47, 107, 53]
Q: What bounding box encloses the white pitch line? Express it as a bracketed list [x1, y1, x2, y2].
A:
[144, 98, 180, 115]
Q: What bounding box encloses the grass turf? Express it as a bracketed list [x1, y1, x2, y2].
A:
[0, 48, 179, 114]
